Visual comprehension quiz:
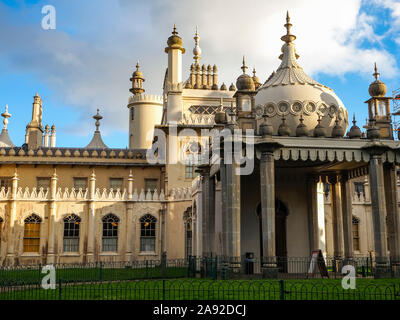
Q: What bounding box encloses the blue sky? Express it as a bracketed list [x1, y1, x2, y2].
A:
[0, 0, 399, 148]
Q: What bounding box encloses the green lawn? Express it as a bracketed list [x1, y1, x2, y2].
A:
[0, 266, 188, 284]
[1, 278, 399, 300]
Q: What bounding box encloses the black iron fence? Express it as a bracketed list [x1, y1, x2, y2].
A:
[1, 255, 399, 286]
[0, 279, 399, 300]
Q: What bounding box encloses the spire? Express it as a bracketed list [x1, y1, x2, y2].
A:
[373, 62, 380, 81]
[85, 109, 108, 149]
[281, 10, 296, 44]
[93, 108, 102, 132]
[262, 12, 327, 90]
[1, 105, 11, 130]
[241, 56, 248, 74]
[193, 26, 201, 65]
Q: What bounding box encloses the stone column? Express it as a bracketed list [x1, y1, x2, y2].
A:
[328, 175, 344, 259]
[208, 175, 216, 256]
[6, 169, 18, 265]
[47, 169, 58, 264]
[125, 170, 134, 261]
[220, 152, 228, 258]
[86, 170, 96, 263]
[340, 173, 354, 261]
[306, 176, 326, 253]
[383, 163, 400, 261]
[259, 150, 276, 265]
[199, 166, 210, 257]
[368, 153, 389, 266]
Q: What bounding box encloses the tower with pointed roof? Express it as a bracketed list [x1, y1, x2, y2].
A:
[365, 63, 393, 139]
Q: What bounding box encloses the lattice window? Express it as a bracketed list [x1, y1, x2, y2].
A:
[63, 214, 81, 252]
[144, 179, 158, 192]
[37, 177, 51, 190]
[73, 177, 88, 192]
[109, 178, 123, 191]
[102, 214, 119, 252]
[23, 214, 42, 253]
[140, 214, 157, 252]
[0, 177, 11, 193]
[354, 182, 365, 199]
[352, 216, 360, 251]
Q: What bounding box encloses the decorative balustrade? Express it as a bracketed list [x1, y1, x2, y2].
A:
[181, 113, 215, 125]
[0, 187, 167, 202]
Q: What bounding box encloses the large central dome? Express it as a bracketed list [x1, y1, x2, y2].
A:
[255, 12, 348, 137]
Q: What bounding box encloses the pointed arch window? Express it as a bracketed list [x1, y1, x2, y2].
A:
[352, 216, 360, 252]
[140, 214, 157, 252]
[102, 214, 119, 252]
[63, 214, 81, 252]
[23, 214, 42, 253]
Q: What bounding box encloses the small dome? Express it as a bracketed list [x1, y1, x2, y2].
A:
[369, 63, 387, 97]
[165, 25, 185, 54]
[295, 114, 308, 137]
[259, 116, 273, 136]
[252, 68, 262, 89]
[331, 118, 345, 138]
[236, 57, 255, 91]
[314, 117, 326, 138]
[278, 117, 291, 136]
[229, 83, 236, 91]
[349, 115, 362, 139]
[220, 83, 227, 91]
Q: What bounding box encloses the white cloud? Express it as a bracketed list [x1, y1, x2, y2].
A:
[0, 0, 398, 141]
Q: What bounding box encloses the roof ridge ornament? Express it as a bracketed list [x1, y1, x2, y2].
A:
[1, 104, 11, 130]
[280, 10, 296, 44]
[193, 26, 201, 65]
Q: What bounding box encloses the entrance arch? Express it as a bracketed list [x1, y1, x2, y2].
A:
[256, 199, 289, 259]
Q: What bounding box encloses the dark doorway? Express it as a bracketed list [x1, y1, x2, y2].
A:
[257, 200, 289, 271]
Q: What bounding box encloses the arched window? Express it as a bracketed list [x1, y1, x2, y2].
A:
[352, 216, 360, 252]
[102, 214, 120, 252]
[63, 214, 81, 252]
[23, 214, 42, 253]
[140, 214, 157, 252]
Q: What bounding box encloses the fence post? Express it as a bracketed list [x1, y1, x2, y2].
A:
[162, 279, 165, 300]
[145, 260, 149, 278]
[58, 278, 62, 300]
[99, 262, 103, 281]
[38, 263, 42, 285]
[279, 280, 285, 300]
[161, 252, 167, 278]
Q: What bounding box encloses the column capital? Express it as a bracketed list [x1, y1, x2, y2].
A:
[256, 137, 283, 155]
[361, 141, 392, 156]
[327, 173, 342, 185]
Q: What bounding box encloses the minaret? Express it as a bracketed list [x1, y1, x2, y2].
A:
[26, 92, 44, 149]
[165, 24, 185, 123]
[365, 63, 393, 139]
[129, 61, 145, 96]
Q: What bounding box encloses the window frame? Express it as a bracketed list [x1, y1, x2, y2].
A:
[352, 216, 360, 252]
[36, 177, 51, 190]
[23, 214, 42, 253]
[0, 176, 11, 193]
[109, 178, 123, 191]
[102, 214, 120, 252]
[73, 177, 88, 192]
[63, 214, 81, 253]
[139, 214, 157, 253]
[144, 178, 158, 192]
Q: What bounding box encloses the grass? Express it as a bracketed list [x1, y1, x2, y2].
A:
[1, 278, 400, 300]
[0, 266, 188, 284]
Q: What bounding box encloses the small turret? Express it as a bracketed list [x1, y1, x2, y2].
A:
[130, 61, 145, 96]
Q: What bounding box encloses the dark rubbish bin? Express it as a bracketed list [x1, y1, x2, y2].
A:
[245, 252, 254, 275]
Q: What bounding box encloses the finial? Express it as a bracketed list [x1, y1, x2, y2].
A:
[353, 113, 356, 125]
[253, 67, 256, 77]
[172, 24, 177, 35]
[93, 109, 103, 131]
[136, 60, 140, 70]
[1, 105, 11, 130]
[193, 25, 201, 64]
[281, 11, 296, 44]
[373, 62, 380, 81]
[241, 56, 248, 74]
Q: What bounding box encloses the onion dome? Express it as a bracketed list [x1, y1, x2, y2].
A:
[236, 56, 255, 91]
[220, 83, 227, 90]
[331, 117, 345, 138]
[184, 81, 192, 89]
[295, 113, 308, 137]
[214, 99, 227, 124]
[278, 116, 291, 136]
[165, 24, 185, 53]
[314, 116, 326, 138]
[259, 115, 273, 136]
[368, 63, 387, 97]
[252, 68, 261, 89]
[229, 83, 236, 91]
[349, 114, 362, 139]
[255, 11, 348, 137]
